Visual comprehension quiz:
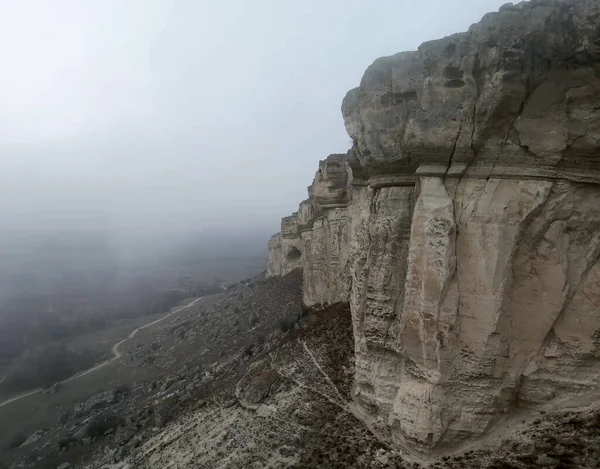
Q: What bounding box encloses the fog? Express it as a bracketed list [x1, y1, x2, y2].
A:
[0, 0, 508, 240]
[0, 0, 509, 305]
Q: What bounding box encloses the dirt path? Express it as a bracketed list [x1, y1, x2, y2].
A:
[0, 297, 203, 409]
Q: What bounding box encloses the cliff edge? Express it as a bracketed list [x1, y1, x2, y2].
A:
[267, 0, 600, 456]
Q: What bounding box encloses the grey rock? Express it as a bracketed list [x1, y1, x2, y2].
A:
[239, 369, 281, 407]
[19, 430, 44, 447]
[536, 454, 558, 467]
[75, 389, 117, 416]
[267, 0, 600, 455]
[160, 377, 177, 392]
[267, 154, 352, 307]
[342, 0, 600, 185]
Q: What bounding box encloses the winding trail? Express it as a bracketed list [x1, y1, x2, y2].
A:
[0, 297, 203, 409]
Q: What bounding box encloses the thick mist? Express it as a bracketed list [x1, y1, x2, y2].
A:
[1, 0, 506, 242]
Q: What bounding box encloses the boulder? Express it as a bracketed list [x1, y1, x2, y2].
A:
[75, 389, 117, 416]
[237, 369, 281, 409]
[19, 430, 45, 447]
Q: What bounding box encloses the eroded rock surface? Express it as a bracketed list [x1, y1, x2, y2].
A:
[267, 0, 600, 456]
[268, 154, 353, 307]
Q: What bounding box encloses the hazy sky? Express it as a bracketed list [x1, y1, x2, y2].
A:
[0, 0, 507, 238]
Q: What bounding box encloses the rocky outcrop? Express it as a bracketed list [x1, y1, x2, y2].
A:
[267, 0, 600, 456]
[75, 390, 118, 417]
[268, 154, 353, 306]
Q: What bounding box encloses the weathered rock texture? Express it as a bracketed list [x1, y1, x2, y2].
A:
[267, 0, 600, 456]
[268, 154, 353, 306]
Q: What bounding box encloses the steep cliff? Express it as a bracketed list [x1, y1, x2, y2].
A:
[268, 154, 353, 307]
[267, 0, 600, 456]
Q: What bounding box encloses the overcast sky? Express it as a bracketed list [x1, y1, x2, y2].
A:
[0, 0, 506, 240]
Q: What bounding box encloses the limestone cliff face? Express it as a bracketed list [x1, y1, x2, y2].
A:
[267, 154, 352, 307]
[267, 0, 600, 455]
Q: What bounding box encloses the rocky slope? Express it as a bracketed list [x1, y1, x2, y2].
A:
[4, 273, 403, 469]
[267, 0, 600, 456]
[6, 271, 600, 469]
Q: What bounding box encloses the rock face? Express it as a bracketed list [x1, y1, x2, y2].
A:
[267, 0, 600, 456]
[268, 154, 353, 306]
